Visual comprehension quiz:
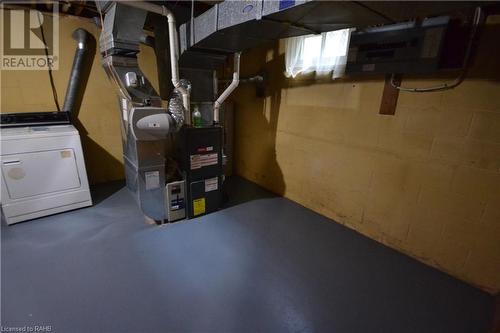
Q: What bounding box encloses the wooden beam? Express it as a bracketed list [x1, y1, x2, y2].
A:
[379, 74, 401, 116]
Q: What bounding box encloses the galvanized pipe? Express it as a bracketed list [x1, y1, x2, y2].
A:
[63, 28, 94, 114]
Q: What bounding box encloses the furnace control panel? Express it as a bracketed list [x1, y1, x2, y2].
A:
[166, 180, 186, 222]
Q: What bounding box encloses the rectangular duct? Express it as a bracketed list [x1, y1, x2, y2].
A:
[179, 0, 480, 63]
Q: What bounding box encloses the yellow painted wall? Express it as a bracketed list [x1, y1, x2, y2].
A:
[232, 24, 500, 293]
[1, 13, 160, 184]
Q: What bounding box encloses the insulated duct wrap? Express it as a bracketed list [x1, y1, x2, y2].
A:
[168, 79, 191, 131]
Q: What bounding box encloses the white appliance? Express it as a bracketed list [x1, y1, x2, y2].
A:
[0, 125, 92, 225]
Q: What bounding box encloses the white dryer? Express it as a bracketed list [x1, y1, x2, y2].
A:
[0, 125, 92, 225]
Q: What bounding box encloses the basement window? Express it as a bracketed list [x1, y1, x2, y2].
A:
[284, 28, 353, 79]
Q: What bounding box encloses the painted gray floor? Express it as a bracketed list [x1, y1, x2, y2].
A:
[1, 177, 494, 333]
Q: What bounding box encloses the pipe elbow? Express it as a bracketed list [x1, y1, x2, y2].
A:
[165, 11, 176, 24]
[213, 52, 241, 124]
[71, 28, 91, 49]
[158, 4, 175, 22]
[231, 79, 240, 90]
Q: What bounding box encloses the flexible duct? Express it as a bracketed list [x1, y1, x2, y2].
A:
[168, 79, 191, 131]
[214, 52, 240, 124]
[122, 1, 191, 124]
[63, 28, 95, 114]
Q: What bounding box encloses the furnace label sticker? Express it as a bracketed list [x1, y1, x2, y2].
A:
[197, 146, 214, 153]
[205, 177, 218, 192]
[193, 198, 206, 216]
[190, 153, 218, 170]
[145, 171, 160, 190]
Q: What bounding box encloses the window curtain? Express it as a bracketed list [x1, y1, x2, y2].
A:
[285, 28, 354, 79]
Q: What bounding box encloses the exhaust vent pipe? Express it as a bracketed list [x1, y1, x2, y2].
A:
[63, 28, 96, 116]
[214, 52, 240, 124]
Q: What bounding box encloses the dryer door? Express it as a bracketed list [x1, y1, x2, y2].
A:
[1, 149, 81, 199]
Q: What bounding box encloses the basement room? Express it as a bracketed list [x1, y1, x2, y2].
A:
[1, 1, 499, 332]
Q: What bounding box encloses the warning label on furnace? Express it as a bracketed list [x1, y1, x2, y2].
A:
[190, 153, 218, 170]
[205, 177, 218, 192]
[193, 198, 206, 216]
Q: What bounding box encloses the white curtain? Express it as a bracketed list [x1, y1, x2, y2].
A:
[285, 28, 354, 79]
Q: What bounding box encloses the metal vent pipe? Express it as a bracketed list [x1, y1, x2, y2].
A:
[63, 28, 95, 114]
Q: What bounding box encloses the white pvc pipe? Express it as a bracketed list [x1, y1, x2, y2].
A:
[214, 52, 241, 124]
[122, 1, 191, 123]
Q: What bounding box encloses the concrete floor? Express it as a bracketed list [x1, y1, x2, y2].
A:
[1, 177, 495, 333]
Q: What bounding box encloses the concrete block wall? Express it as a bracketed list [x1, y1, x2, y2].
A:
[1, 13, 160, 184]
[232, 24, 500, 293]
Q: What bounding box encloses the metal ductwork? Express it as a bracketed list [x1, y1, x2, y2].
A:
[63, 28, 96, 116]
[97, 1, 188, 221]
[179, 0, 387, 57]
[120, 1, 191, 118]
[179, 0, 481, 64]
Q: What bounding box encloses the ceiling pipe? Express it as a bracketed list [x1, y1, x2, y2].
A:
[120, 1, 191, 123]
[214, 52, 241, 124]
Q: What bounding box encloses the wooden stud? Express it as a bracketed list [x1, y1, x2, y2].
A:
[379, 74, 401, 116]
